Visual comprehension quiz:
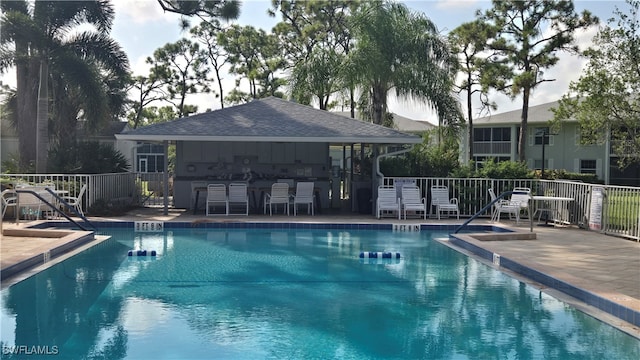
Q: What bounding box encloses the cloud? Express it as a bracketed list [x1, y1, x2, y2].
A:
[112, 0, 176, 25]
[432, 0, 480, 10]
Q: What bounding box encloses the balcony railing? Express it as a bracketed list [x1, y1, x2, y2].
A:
[473, 141, 511, 154]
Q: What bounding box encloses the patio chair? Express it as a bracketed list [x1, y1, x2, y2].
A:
[292, 181, 314, 216]
[206, 184, 228, 216]
[61, 184, 87, 217]
[510, 187, 531, 220]
[1, 189, 17, 220]
[488, 188, 521, 223]
[264, 183, 290, 215]
[228, 183, 249, 215]
[430, 185, 459, 220]
[376, 186, 400, 219]
[401, 185, 427, 220]
[38, 185, 59, 219]
[16, 189, 43, 220]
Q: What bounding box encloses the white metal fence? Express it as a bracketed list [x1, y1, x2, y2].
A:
[2, 172, 638, 241]
[1, 172, 168, 214]
[382, 177, 640, 241]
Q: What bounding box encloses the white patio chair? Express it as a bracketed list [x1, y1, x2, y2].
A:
[401, 185, 427, 220]
[61, 184, 87, 217]
[292, 181, 315, 216]
[38, 185, 59, 219]
[17, 189, 43, 220]
[376, 186, 400, 219]
[430, 185, 459, 219]
[1, 189, 17, 220]
[488, 188, 520, 223]
[206, 184, 228, 216]
[510, 187, 531, 220]
[228, 183, 249, 215]
[264, 183, 290, 215]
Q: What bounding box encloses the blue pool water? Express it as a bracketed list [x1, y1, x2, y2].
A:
[1, 227, 639, 359]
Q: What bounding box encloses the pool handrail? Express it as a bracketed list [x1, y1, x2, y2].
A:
[15, 188, 96, 231]
[454, 190, 533, 234]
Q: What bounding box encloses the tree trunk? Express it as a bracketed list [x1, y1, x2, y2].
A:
[518, 88, 530, 162]
[15, 44, 39, 171]
[349, 86, 355, 119]
[371, 84, 386, 125]
[215, 66, 224, 109]
[466, 79, 474, 162]
[36, 60, 49, 173]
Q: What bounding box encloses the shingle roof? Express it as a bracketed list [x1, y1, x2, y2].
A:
[474, 100, 568, 125]
[116, 97, 422, 144]
[334, 111, 436, 133]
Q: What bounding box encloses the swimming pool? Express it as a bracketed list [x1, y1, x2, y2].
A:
[1, 227, 639, 359]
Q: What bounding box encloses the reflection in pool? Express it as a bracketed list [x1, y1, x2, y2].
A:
[1, 228, 638, 359]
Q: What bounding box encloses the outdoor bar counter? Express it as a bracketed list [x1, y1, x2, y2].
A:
[173, 177, 330, 214]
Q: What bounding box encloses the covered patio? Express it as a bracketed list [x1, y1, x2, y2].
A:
[116, 97, 422, 215]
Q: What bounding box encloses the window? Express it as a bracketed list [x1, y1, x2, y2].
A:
[473, 128, 492, 142]
[580, 159, 597, 174]
[534, 127, 552, 145]
[473, 127, 511, 154]
[492, 128, 511, 141]
[136, 143, 165, 173]
[473, 127, 510, 142]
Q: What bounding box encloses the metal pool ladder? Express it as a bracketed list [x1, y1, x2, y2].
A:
[454, 190, 533, 234]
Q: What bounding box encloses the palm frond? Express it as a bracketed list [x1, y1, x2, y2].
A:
[64, 31, 130, 76]
[51, 50, 110, 131]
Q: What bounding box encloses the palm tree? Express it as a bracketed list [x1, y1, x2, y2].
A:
[348, 0, 461, 127]
[0, 0, 129, 172]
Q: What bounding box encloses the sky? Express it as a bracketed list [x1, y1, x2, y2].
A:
[2, 0, 627, 124]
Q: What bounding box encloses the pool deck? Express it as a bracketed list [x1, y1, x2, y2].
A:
[1, 207, 639, 337]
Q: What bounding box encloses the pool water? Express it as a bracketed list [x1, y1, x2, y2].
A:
[1, 228, 639, 359]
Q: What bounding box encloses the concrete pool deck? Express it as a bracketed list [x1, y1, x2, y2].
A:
[1, 207, 639, 337]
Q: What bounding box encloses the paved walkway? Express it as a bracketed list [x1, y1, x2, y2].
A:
[1, 208, 639, 337]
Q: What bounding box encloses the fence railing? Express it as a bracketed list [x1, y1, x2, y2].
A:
[2, 172, 638, 241]
[382, 177, 640, 241]
[1, 172, 169, 215]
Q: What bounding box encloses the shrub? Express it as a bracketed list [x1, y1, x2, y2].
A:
[87, 198, 135, 216]
[48, 141, 130, 174]
[477, 159, 533, 179]
[535, 169, 600, 183]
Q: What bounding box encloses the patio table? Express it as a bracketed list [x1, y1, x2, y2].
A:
[531, 195, 574, 226]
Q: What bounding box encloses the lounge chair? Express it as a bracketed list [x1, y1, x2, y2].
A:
[228, 183, 249, 215]
[488, 188, 520, 223]
[264, 183, 290, 215]
[206, 184, 228, 216]
[430, 185, 459, 219]
[376, 186, 400, 219]
[401, 185, 427, 220]
[292, 181, 314, 216]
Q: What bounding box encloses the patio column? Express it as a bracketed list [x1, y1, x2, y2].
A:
[163, 140, 169, 215]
